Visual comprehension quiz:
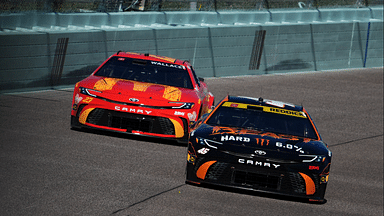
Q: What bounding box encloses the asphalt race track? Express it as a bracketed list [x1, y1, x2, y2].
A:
[1, 68, 383, 216]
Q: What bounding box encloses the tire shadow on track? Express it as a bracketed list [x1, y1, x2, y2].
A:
[70, 127, 188, 147]
[185, 181, 327, 205]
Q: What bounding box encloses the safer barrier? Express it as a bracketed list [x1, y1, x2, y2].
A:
[0, 7, 383, 92]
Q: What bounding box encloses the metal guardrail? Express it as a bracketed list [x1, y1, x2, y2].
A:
[0, 0, 383, 13]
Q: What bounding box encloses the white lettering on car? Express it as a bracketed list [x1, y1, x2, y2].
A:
[115, 106, 152, 114]
[150, 61, 185, 70]
[238, 159, 280, 168]
[221, 135, 250, 142]
[174, 111, 185, 116]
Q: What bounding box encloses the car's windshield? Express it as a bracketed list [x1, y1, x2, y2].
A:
[206, 105, 318, 139]
[94, 57, 193, 89]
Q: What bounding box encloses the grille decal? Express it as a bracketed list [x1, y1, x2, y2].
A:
[85, 108, 176, 135]
[79, 108, 94, 124]
[197, 161, 217, 180]
[299, 172, 316, 195]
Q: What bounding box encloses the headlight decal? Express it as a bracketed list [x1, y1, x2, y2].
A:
[85, 89, 97, 97]
[299, 155, 325, 163]
[168, 102, 195, 109]
[197, 137, 223, 149]
[204, 140, 218, 149]
[79, 87, 101, 98]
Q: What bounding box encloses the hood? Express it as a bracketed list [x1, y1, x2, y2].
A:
[191, 124, 330, 162]
[78, 76, 198, 105]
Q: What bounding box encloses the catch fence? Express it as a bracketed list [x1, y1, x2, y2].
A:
[1, 0, 383, 13]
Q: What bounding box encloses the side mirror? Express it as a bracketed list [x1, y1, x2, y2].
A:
[198, 77, 205, 82]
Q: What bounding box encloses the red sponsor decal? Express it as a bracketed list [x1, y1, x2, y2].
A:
[309, 166, 320, 170]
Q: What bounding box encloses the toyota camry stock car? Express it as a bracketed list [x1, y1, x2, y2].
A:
[71, 51, 214, 143]
[186, 96, 332, 202]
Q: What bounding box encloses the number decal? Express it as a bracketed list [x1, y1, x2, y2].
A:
[83, 97, 93, 103]
[254, 150, 267, 155]
[276, 142, 283, 147]
[197, 148, 210, 155]
[276, 142, 304, 153]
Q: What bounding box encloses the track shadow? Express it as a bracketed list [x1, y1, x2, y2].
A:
[185, 181, 327, 205]
[266, 59, 312, 71]
[70, 126, 188, 147]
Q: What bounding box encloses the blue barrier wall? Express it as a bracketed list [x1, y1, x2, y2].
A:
[0, 7, 383, 92]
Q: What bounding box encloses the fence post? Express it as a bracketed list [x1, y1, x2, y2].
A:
[263, 0, 272, 21]
[264, 0, 270, 10]
[363, 22, 371, 67]
[313, 0, 318, 9]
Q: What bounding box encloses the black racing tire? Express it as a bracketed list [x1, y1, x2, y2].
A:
[70, 115, 82, 130]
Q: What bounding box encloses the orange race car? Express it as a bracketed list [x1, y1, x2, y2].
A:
[71, 51, 214, 143]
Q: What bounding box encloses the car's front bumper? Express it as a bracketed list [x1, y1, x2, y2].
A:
[186, 150, 330, 202]
[71, 102, 189, 140]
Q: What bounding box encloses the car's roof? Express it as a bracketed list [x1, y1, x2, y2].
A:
[226, 95, 304, 111]
[114, 51, 189, 66]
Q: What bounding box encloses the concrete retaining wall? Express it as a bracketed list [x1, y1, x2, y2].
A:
[0, 7, 383, 92]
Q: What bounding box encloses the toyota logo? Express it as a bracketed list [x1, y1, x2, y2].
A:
[254, 150, 266, 155]
[129, 98, 139, 102]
